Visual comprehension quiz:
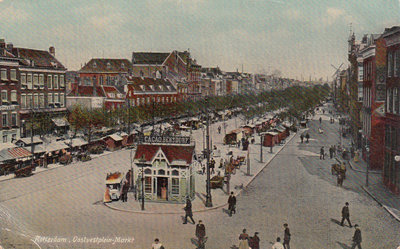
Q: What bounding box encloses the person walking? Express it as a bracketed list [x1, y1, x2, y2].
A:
[319, 117, 322, 124]
[218, 126, 221, 134]
[219, 158, 224, 169]
[249, 232, 260, 249]
[272, 237, 284, 249]
[350, 224, 362, 249]
[228, 192, 236, 216]
[210, 158, 215, 174]
[152, 238, 164, 249]
[340, 202, 352, 227]
[196, 220, 206, 249]
[238, 229, 250, 249]
[320, 147, 325, 160]
[183, 197, 195, 224]
[300, 134, 304, 143]
[283, 223, 291, 249]
[337, 172, 344, 187]
[329, 146, 334, 159]
[305, 133, 310, 143]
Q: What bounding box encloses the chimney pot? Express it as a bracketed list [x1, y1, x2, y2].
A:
[49, 46, 55, 57]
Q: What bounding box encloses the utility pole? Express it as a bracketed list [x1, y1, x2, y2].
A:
[246, 146, 250, 175]
[205, 98, 213, 207]
[260, 133, 263, 163]
[30, 109, 34, 169]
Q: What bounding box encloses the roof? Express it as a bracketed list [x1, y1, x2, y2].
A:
[0, 147, 32, 162]
[134, 144, 194, 165]
[132, 52, 170, 65]
[126, 77, 177, 94]
[68, 85, 105, 97]
[43, 141, 69, 152]
[12, 47, 66, 70]
[52, 118, 69, 127]
[16, 137, 43, 146]
[101, 85, 124, 99]
[0, 142, 17, 151]
[107, 134, 123, 141]
[79, 58, 132, 73]
[106, 172, 123, 184]
[66, 138, 88, 147]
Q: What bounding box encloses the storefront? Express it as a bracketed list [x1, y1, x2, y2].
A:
[133, 136, 195, 203]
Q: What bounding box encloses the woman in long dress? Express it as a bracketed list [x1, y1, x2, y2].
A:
[238, 229, 250, 249]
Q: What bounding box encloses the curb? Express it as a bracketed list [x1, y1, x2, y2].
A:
[361, 186, 400, 223]
[103, 131, 298, 215]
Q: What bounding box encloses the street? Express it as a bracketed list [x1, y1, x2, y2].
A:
[0, 107, 399, 248]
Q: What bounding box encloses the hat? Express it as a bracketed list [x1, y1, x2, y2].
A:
[354, 224, 359, 228]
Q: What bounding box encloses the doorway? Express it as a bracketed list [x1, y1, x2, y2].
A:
[157, 177, 168, 200]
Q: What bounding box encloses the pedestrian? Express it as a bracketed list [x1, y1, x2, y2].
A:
[272, 237, 284, 249]
[340, 163, 346, 179]
[283, 223, 291, 249]
[319, 117, 322, 124]
[305, 133, 310, 143]
[337, 172, 344, 187]
[210, 158, 215, 174]
[351, 147, 355, 159]
[329, 146, 333, 159]
[218, 126, 221, 134]
[350, 224, 362, 249]
[300, 134, 304, 143]
[196, 220, 206, 248]
[340, 202, 352, 227]
[238, 229, 250, 249]
[323, 109, 325, 114]
[249, 232, 260, 249]
[201, 162, 205, 175]
[183, 197, 195, 224]
[237, 140, 241, 148]
[320, 147, 325, 160]
[219, 158, 224, 169]
[228, 191, 236, 216]
[152, 238, 164, 249]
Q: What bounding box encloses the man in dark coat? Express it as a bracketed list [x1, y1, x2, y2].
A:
[320, 147, 325, 160]
[183, 197, 195, 224]
[249, 232, 260, 249]
[228, 192, 236, 216]
[196, 220, 206, 248]
[300, 134, 304, 143]
[340, 202, 352, 227]
[305, 133, 310, 143]
[350, 224, 362, 249]
[329, 146, 334, 159]
[209, 158, 215, 174]
[283, 223, 291, 249]
[319, 117, 322, 124]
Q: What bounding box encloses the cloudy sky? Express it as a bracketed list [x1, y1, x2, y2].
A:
[0, 0, 399, 79]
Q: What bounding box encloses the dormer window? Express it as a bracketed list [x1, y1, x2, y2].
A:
[93, 62, 97, 68]
[121, 63, 125, 69]
[140, 85, 145, 91]
[107, 62, 111, 69]
[50, 62, 57, 68]
[149, 85, 154, 91]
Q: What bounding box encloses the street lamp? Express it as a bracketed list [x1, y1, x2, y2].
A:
[204, 98, 213, 207]
[365, 147, 370, 187]
[139, 157, 146, 210]
[260, 132, 264, 163]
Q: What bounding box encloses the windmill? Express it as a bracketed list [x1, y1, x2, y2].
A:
[331, 63, 344, 103]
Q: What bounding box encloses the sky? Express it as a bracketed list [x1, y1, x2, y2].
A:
[0, 0, 399, 80]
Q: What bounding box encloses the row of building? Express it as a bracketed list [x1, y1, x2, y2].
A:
[334, 26, 400, 194]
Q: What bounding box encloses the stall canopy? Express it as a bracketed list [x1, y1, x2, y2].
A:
[0, 147, 32, 162]
[108, 134, 123, 142]
[52, 118, 70, 127]
[66, 138, 88, 147]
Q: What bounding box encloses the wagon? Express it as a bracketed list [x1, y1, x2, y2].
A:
[59, 154, 73, 165]
[14, 165, 34, 177]
[210, 175, 224, 189]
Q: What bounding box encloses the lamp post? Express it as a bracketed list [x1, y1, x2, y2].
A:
[205, 98, 213, 207]
[365, 147, 370, 187]
[395, 155, 400, 190]
[139, 157, 146, 210]
[260, 132, 264, 163]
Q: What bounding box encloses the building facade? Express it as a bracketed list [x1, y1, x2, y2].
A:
[133, 141, 195, 203]
[382, 26, 400, 194]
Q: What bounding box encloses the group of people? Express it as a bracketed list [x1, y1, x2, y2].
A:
[299, 132, 310, 143]
[238, 229, 260, 249]
[340, 202, 363, 249]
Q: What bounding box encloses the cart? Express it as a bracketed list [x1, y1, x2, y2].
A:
[331, 163, 346, 178]
[14, 165, 34, 177]
[210, 175, 224, 189]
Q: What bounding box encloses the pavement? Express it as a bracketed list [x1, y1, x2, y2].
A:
[105, 115, 297, 214]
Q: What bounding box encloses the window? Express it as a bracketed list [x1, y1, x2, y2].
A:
[48, 93, 53, 107]
[395, 51, 400, 77]
[10, 90, 17, 103]
[162, 97, 165, 103]
[2, 113, 7, 127]
[171, 178, 179, 195]
[2, 135, 6, 143]
[27, 94, 32, 108]
[34, 94, 38, 108]
[1, 90, 7, 103]
[157, 97, 160, 102]
[11, 134, 16, 142]
[388, 88, 393, 113]
[388, 52, 393, 77]
[60, 93, 65, 107]
[40, 93, 45, 108]
[144, 176, 152, 193]
[172, 170, 179, 176]
[11, 113, 17, 126]
[141, 98, 145, 104]
[10, 69, 16, 81]
[21, 73, 26, 89]
[33, 74, 39, 88]
[394, 88, 399, 114]
[146, 97, 150, 103]
[47, 75, 52, 89]
[54, 93, 59, 104]
[21, 94, 26, 109]
[136, 98, 140, 106]
[100, 76, 103, 85]
[39, 74, 44, 89]
[1, 69, 7, 81]
[27, 74, 32, 89]
[60, 75, 65, 88]
[54, 75, 59, 89]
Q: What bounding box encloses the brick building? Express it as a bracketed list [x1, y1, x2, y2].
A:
[67, 85, 125, 110]
[382, 26, 400, 194]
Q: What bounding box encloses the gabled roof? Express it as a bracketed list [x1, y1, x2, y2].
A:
[132, 52, 170, 65]
[68, 85, 105, 97]
[0, 147, 32, 161]
[134, 144, 194, 165]
[79, 58, 132, 73]
[126, 77, 177, 94]
[101, 85, 124, 99]
[12, 47, 66, 69]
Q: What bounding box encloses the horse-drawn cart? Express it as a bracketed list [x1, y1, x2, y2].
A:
[14, 165, 34, 177]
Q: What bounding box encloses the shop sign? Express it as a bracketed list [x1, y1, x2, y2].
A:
[139, 135, 191, 145]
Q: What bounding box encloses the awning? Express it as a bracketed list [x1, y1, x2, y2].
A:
[52, 118, 69, 127]
[0, 147, 32, 162]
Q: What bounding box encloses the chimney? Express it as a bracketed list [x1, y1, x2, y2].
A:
[6, 43, 13, 52]
[49, 46, 55, 57]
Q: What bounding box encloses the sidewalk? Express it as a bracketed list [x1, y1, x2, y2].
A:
[105, 118, 298, 214]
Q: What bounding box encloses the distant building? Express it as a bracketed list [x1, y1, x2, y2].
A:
[67, 85, 125, 110]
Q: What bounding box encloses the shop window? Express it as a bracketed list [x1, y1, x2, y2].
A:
[145, 176, 152, 193]
[171, 178, 179, 195]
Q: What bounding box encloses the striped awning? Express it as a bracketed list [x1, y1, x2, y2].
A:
[8, 147, 32, 158]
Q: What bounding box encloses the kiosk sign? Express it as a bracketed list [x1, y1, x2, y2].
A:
[139, 135, 191, 145]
